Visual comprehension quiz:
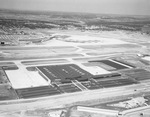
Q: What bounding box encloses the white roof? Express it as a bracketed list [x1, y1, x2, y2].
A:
[5, 70, 49, 89]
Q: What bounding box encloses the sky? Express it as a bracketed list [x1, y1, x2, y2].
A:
[0, 0, 150, 15]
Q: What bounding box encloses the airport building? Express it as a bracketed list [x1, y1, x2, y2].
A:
[1, 59, 148, 100]
[36, 64, 92, 84]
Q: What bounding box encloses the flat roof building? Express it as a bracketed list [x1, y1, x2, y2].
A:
[37, 64, 92, 84]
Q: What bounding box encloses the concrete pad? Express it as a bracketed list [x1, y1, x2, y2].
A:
[5, 70, 49, 89]
[81, 66, 110, 75]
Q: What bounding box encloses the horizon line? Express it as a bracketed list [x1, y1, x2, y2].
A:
[0, 8, 150, 17]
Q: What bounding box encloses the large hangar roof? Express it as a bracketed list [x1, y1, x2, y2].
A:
[37, 64, 93, 83]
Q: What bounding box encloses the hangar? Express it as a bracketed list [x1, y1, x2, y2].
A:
[37, 64, 93, 84]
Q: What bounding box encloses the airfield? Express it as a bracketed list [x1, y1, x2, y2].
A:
[0, 9, 150, 116]
[0, 31, 150, 117]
